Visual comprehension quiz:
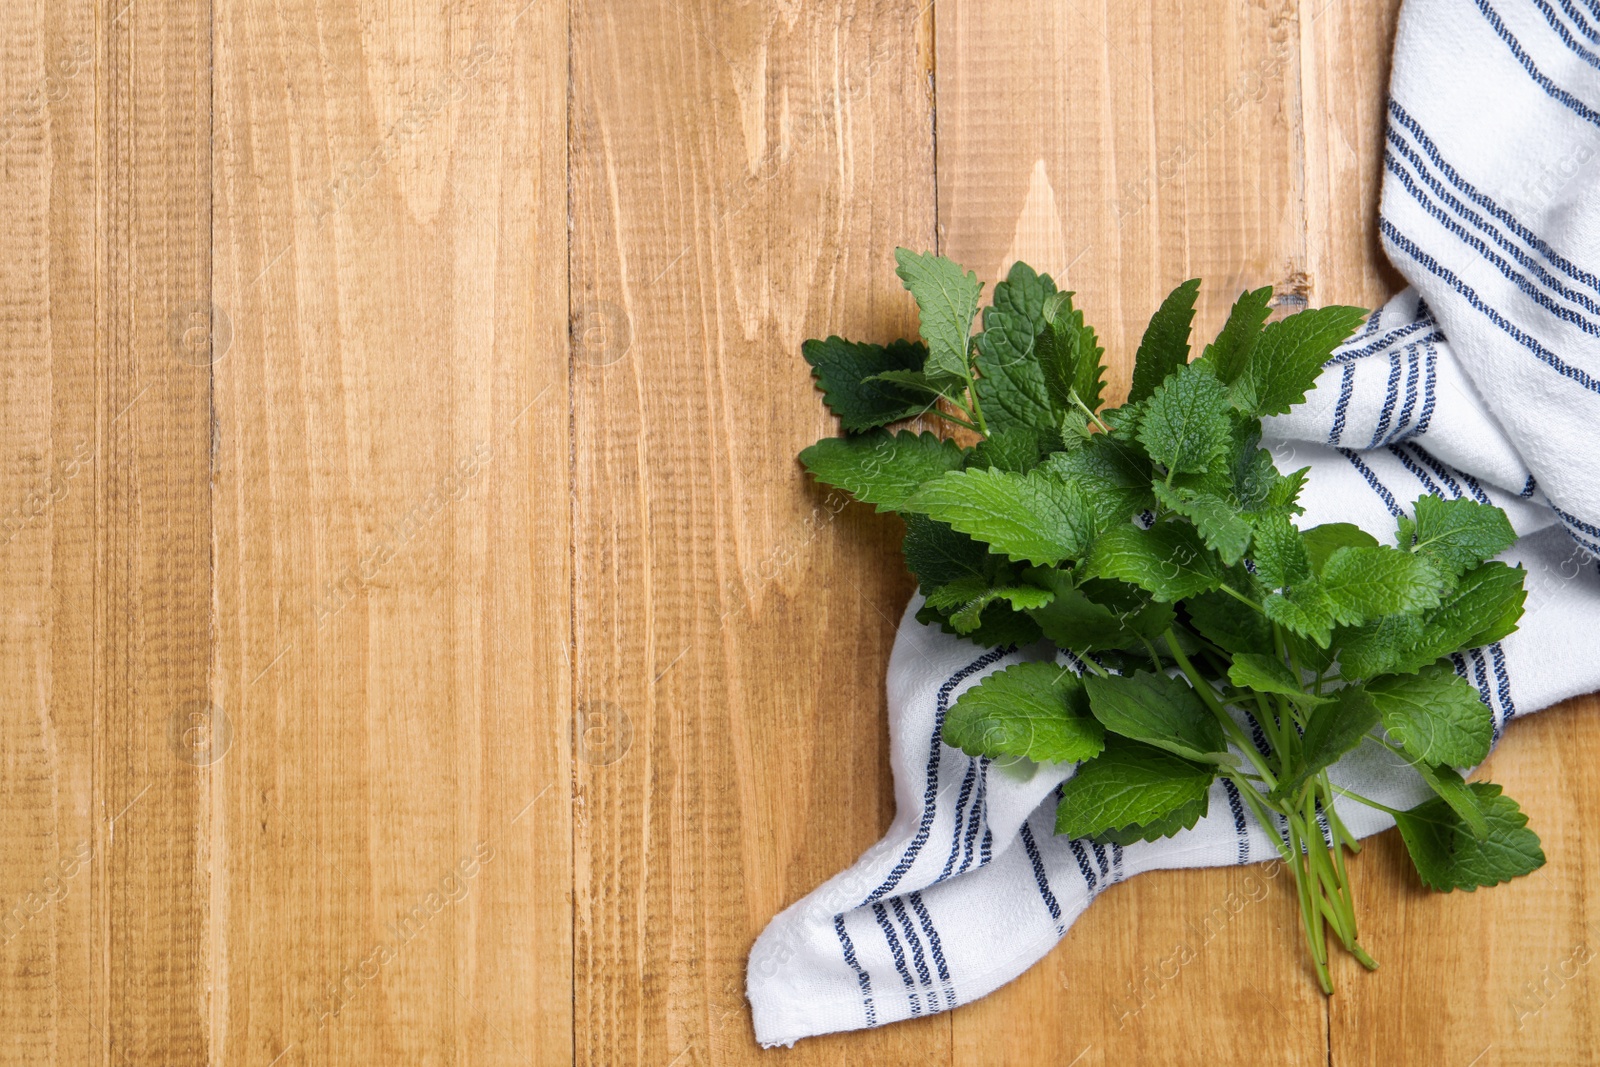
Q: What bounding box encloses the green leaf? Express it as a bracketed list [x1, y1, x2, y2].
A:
[1228, 653, 1328, 709]
[1335, 613, 1429, 680]
[1025, 574, 1175, 652]
[908, 467, 1099, 566]
[917, 597, 1044, 647]
[1424, 560, 1528, 651]
[1339, 562, 1528, 679]
[925, 576, 1056, 634]
[966, 426, 1058, 474]
[1270, 685, 1381, 802]
[1082, 521, 1226, 602]
[1092, 792, 1210, 845]
[1054, 735, 1216, 839]
[1129, 278, 1202, 403]
[1320, 546, 1445, 625]
[1203, 286, 1275, 385]
[943, 661, 1105, 764]
[895, 248, 982, 382]
[1083, 670, 1229, 763]
[1301, 522, 1379, 573]
[1263, 585, 1336, 647]
[1400, 496, 1518, 577]
[799, 431, 968, 513]
[903, 515, 988, 593]
[1393, 783, 1544, 892]
[1152, 483, 1253, 566]
[1368, 663, 1493, 767]
[803, 336, 933, 432]
[1413, 762, 1491, 840]
[1137, 363, 1233, 475]
[1250, 513, 1312, 590]
[1037, 292, 1107, 414]
[974, 262, 1059, 435]
[1232, 305, 1369, 417]
[1041, 434, 1157, 527]
[1184, 589, 1274, 656]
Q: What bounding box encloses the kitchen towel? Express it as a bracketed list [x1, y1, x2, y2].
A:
[748, 0, 1600, 1046]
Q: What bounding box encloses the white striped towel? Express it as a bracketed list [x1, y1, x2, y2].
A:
[747, 0, 1600, 1047]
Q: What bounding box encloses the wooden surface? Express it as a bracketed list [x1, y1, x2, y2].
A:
[1, 0, 1596, 1064]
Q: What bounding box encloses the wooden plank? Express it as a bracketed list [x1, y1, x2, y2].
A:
[0, 5, 103, 1066]
[209, 0, 571, 1063]
[936, 0, 1336, 1062]
[99, 2, 218, 1063]
[567, 0, 952, 1061]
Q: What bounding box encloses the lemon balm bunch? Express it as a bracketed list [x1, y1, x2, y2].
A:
[798, 250, 1544, 992]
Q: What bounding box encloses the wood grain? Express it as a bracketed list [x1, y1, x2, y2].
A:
[1, 0, 1596, 1064]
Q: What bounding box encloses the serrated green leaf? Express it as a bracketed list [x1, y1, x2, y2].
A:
[1393, 783, 1544, 892]
[1024, 573, 1174, 652]
[1041, 434, 1157, 527]
[916, 597, 1044, 647]
[1129, 278, 1202, 403]
[1204, 286, 1275, 385]
[799, 431, 968, 513]
[926, 576, 1056, 635]
[1054, 735, 1216, 839]
[1428, 560, 1528, 650]
[908, 467, 1099, 566]
[1037, 292, 1107, 414]
[1320, 545, 1446, 625]
[1228, 653, 1328, 708]
[903, 515, 988, 593]
[1231, 305, 1369, 417]
[1250, 513, 1312, 590]
[1184, 589, 1275, 656]
[1302, 522, 1380, 572]
[942, 661, 1104, 764]
[1340, 561, 1528, 679]
[967, 426, 1056, 474]
[1270, 684, 1381, 802]
[1083, 670, 1229, 762]
[1137, 363, 1234, 475]
[803, 336, 931, 432]
[1335, 613, 1429, 680]
[974, 262, 1059, 435]
[1153, 482, 1253, 565]
[895, 248, 982, 382]
[1082, 521, 1226, 602]
[1401, 496, 1518, 577]
[1263, 584, 1336, 647]
[1369, 663, 1493, 767]
[1092, 792, 1210, 845]
[1412, 761, 1491, 839]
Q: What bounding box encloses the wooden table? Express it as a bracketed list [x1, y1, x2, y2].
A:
[3, 0, 1597, 1063]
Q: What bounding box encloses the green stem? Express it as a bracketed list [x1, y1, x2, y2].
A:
[1217, 583, 1267, 616]
[1330, 784, 1408, 820]
[1071, 391, 1109, 434]
[1166, 630, 1276, 787]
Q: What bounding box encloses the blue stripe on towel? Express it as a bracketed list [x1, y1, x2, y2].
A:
[1384, 146, 1600, 334]
[1221, 777, 1250, 865]
[1389, 102, 1600, 295]
[1476, 0, 1600, 128]
[1019, 821, 1065, 934]
[1339, 447, 1404, 516]
[834, 913, 876, 1026]
[865, 646, 1014, 905]
[908, 892, 955, 1008]
[872, 902, 922, 1016]
[1380, 218, 1600, 395]
[889, 897, 937, 1011]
